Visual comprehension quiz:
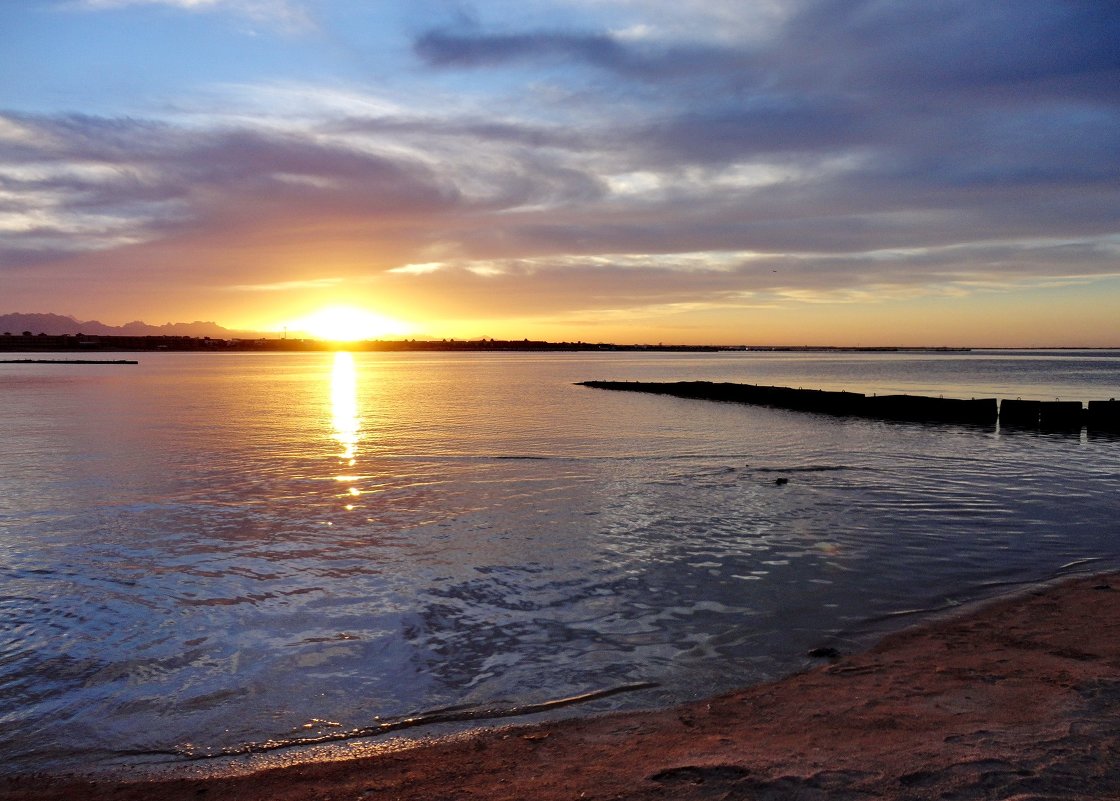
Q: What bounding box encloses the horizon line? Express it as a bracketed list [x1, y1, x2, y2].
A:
[2, 332, 1119, 352]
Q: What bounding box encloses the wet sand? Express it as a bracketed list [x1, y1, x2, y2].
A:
[4, 572, 1120, 800]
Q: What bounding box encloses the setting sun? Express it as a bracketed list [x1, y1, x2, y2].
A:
[287, 306, 414, 342]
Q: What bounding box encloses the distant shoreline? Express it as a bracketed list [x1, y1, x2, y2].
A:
[0, 333, 981, 353]
[2, 334, 1119, 354]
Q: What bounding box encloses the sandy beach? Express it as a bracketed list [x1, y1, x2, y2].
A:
[4, 572, 1120, 801]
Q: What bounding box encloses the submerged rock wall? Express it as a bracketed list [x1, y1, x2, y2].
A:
[579, 380, 1120, 431]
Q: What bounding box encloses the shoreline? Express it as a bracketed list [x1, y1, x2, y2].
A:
[5, 572, 1120, 800]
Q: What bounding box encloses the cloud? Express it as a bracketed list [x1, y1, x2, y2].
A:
[387, 262, 445, 275]
[784, 0, 1120, 97]
[3, 0, 1118, 335]
[415, 29, 625, 70]
[0, 110, 459, 227]
[413, 1, 1119, 94]
[72, 0, 315, 34]
[414, 27, 760, 85]
[78, 0, 222, 7]
[3, 85, 1117, 303]
[376, 234, 1120, 321]
[407, 1, 1120, 200]
[636, 99, 869, 162]
[227, 277, 345, 292]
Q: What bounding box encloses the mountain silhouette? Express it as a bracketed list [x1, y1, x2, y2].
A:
[0, 313, 262, 338]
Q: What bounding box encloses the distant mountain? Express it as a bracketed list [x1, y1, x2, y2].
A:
[0, 313, 263, 338]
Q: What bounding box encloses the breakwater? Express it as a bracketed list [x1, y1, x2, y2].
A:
[579, 381, 1120, 431]
[0, 359, 139, 365]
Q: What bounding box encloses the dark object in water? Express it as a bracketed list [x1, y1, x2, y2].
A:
[1039, 400, 1085, 429]
[999, 398, 1042, 427]
[1088, 400, 1120, 430]
[1000, 399, 1087, 429]
[0, 358, 138, 365]
[807, 647, 841, 660]
[580, 380, 1119, 431]
[579, 381, 998, 426]
[864, 394, 997, 424]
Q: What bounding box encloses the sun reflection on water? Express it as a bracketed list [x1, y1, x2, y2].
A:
[330, 352, 361, 467]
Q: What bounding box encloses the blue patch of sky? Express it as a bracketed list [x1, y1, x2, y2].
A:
[0, 0, 666, 120]
[0, 2, 596, 114]
[0, 2, 374, 115]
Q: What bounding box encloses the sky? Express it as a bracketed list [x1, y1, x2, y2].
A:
[1, 0, 1118, 345]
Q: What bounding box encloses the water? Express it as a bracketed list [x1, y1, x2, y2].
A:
[1, 350, 1118, 773]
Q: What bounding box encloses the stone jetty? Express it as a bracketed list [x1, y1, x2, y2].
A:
[579, 380, 1120, 430]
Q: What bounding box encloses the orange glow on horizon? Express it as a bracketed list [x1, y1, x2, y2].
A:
[285, 305, 415, 341]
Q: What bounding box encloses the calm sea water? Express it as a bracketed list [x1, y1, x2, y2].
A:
[1, 350, 1118, 774]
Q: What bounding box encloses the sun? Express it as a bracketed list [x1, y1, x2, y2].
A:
[289, 305, 414, 342]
